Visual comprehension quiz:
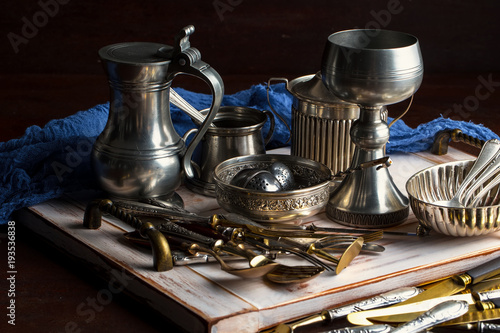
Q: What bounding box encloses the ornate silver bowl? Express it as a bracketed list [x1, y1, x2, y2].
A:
[213, 154, 333, 223]
[406, 160, 500, 236]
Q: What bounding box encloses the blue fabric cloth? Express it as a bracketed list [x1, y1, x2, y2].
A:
[0, 83, 498, 224]
[387, 116, 499, 154]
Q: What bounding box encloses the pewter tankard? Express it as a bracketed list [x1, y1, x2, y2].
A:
[92, 26, 223, 202]
[185, 106, 275, 196]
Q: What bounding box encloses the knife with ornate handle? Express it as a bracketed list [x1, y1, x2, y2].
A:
[260, 287, 422, 333]
[436, 307, 500, 327]
[442, 322, 500, 332]
[389, 300, 469, 333]
[390, 255, 500, 308]
[318, 300, 469, 333]
[470, 275, 500, 294]
[317, 324, 393, 333]
[478, 323, 500, 332]
[348, 289, 500, 325]
[475, 288, 500, 309]
[474, 322, 500, 332]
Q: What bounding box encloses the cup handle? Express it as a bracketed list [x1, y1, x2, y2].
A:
[262, 110, 276, 147]
[388, 95, 414, 128]
[167, 25, 224, 179]
[266, 77, 291, 144]
[181, 128, 202, 179]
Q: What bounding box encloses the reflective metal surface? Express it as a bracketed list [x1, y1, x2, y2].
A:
[390, 300, 469, 333]
[406, 159, 500, 236]
[270, 73, 370, 175]
[170, 88, 216, 127]
[213, 154, 333, 223]
[92, 25, 224, 200]
[322, 29, 423, 107]
[321, 29, 423, 227]
[434, 139, 500, 207]
[185, 106, 275, 196]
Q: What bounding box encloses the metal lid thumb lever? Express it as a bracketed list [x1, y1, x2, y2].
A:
[167, 25, 224, 180]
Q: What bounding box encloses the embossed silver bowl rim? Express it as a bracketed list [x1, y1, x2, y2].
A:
[406, 159, 500, 237]
[213, 154, 334, 222]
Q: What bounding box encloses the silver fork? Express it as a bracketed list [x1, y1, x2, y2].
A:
[241, 234, 335, 272]
[231, 242, 326, 284]
[312, 231, 385, 252]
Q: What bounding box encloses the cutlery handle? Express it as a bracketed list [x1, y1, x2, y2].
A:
[463, 153, 500, 204]
[475, 288, 500, 308]
[158, 220, 221, 249]
[390, 300, 469, 333]
[468, 256, 500, 284]
[321, 324, 392, 333]
[455, 139, 500, 199]
[479, 322, 500, 332]
[323, 287, 423, 321]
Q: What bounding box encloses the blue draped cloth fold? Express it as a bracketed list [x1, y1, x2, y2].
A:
[0, 83, 498, 224]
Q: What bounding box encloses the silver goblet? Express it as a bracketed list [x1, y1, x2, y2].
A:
[321, 29, 423, 228]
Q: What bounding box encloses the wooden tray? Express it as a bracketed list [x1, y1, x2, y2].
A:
[17, 147, 500, 332]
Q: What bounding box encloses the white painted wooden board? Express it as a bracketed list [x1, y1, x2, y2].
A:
[18, 147, 500, 332]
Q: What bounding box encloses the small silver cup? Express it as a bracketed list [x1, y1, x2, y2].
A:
[185, 106, 275, 196]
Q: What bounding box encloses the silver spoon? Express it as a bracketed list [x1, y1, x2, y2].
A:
[434, 139, 500, 207]
[185, 242, 279, 278]
[470, 170, 500, 207]
[462, 154, 500, 206]
[170, 89, 216, 128]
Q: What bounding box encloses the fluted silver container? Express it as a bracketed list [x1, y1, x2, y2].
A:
[287, 73, 387, 174]
[406, 160, 500, 236]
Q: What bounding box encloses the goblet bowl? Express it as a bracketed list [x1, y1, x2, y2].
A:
[321, 29, 424, 106]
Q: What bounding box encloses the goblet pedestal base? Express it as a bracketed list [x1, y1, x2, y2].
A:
[326, 205, 409, 228]
[326, 166, 409, 228]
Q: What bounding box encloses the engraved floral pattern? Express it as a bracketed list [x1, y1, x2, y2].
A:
[214, 156, 332, 221]
[217, 187, 329, 212]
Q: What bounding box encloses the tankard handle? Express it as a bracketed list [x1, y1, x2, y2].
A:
[262, 110, 276, 147]
[167, 25, 224, 180]
[266, 77, 292, 144]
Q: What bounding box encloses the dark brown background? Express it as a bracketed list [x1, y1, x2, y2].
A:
[1, 1, 500, 332]
[2, 0, 500, 142]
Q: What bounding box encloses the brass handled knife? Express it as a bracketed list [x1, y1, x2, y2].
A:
[260, 287, 422, 333]
[318, 324, 392, 333]
[435, 307, 500, 327]
[347, 288, 500, 325]
[321, 300, 469, 333]
[390, 300, 469, 333]
[437, 322, 500, 332]
[392, 255, 500, 306]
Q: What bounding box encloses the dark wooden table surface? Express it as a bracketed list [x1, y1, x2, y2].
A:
[1, 1, 500, 332]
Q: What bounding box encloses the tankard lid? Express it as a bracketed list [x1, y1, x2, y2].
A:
[99, 42, 173, 65]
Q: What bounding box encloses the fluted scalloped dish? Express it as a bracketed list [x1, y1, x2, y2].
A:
[406, 159, 500, 236]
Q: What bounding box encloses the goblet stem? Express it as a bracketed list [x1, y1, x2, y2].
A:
[326, 106, 409, 228]
[350, 106, 389, 167]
